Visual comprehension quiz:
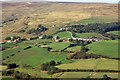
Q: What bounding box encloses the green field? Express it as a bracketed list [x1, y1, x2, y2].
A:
[60, 72, 119, 78]
[87, 40, 119, 58]
[2, 45, 29, 58]
[107, 31, 120, 36]
[56, 59, 118, 70]
[53, 31, 72, 39]
[65, 46, 81, 52]
[4, 46, 68, 67]
[75, 33, 108, 39]
[46, 42, 72, 51]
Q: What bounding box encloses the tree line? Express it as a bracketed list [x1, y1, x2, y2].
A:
[66, 22, 119, 33]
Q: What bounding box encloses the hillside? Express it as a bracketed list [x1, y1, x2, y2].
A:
[2, 2, 118, 38]
[1, 2, 119, 79]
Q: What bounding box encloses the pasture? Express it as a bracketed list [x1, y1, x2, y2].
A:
[107, 31, 120, 36]
[75, 33, 109, 39]
[60, 72, 119, 78]
[4, 47, 68, 67]
[65, 46, 81, 52]
[53, 31, 72, 39]
[46, 42, 72, 51]
[87, 40, 119, 58]
[15, 67, 50, 78]
[56, 59, 118, 70]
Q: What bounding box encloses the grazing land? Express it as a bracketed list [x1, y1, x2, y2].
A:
[46, 42, 72, 51]
[87, 40, 119, 58]
[59, 72, 119, 78]
[75, 33, 109, 39]
[53, 31, 72, 39]
[65, 46, 81, 52]
[107, 31, 120, 36]
[56, 59, 118, 70]
[4, 47, 68, 67]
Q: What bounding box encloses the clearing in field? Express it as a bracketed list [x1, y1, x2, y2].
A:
[87, 40, 119, 58]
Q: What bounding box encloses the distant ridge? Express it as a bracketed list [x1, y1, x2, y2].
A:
[1, 0, 119, 3]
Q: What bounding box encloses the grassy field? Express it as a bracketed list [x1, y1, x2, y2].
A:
[46, 42, 72, 51]
[56, 59, 118, 70]
[107, 31, 120, 36]
[65, 46, 81, 52]
[60, 72, 119, 78]
[15, 67, 50, 78]
[53, 31, 72, 39]
[4, 47, 68, 67]
[87, 40, 119, 58]
[2, 45, 29, 58]
[75, 33, 109, 39]
[2, 76, 13, 79]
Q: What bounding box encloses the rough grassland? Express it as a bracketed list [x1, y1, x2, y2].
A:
[107, 31, 120, 36]
[2, 2, 118, 38]
[56, 59, 118, 70]
[87, 40, 119, 58]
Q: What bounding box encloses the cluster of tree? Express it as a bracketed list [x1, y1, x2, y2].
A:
[7, 63, 19, 69]
[69, 39, 92, 46]
[18, 29, 26, 33]
[102, 33, 120, 40]
[2, 17, 18, 24]
[67, 22, 119, 33]
[68, 52, 102, 59]
[42, 35, 53, 39]
[2, 70, 31, 79]
[81, 46, 89, 52]
[24, 46, 32, 50]
[5, 36, 21, 40]
[41, 61, 59, 75]
[27, 24, 48, 34]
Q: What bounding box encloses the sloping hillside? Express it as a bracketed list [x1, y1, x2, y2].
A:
[2, 2, 118, 38]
